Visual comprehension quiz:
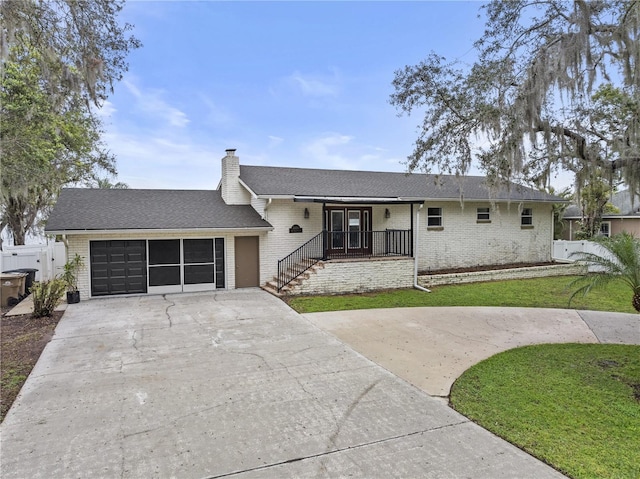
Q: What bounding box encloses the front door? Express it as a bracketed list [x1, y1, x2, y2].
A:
[235, 236, 260, 288]
[325, 206, 372, 257]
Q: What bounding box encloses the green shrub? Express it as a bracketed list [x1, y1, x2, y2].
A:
[31, 279, 66, 317]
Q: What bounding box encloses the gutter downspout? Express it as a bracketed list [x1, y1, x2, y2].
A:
[413, 203, 431, 293]
[262, 198, 273, 220]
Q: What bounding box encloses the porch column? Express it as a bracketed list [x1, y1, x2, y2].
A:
[410, 203, 414, 256]
[322, 202, 327, 260]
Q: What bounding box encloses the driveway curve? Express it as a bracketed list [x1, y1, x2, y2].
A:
[303, 306, 640, 397]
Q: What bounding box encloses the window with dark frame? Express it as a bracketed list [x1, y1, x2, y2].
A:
[521, 208, 533, 226]
[427, 207, 443, 227]
[477, 207, 490, 222]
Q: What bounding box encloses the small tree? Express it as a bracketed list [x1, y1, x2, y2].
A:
[574, 174, 619, 239]
[569, 232, 640, 312]
[31, 279, 66, 317]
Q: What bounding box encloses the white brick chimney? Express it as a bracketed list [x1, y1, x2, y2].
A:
[220, 149, 248, 205]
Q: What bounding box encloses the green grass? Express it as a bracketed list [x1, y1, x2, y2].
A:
[450, 344, 640, 479]
[288, 276, 637, 314]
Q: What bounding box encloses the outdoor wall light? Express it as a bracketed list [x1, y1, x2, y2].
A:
[385, 208, 391, 219]
[304, 208, 310, 219]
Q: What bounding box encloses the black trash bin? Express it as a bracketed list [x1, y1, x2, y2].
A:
[2, 268, 38, 295]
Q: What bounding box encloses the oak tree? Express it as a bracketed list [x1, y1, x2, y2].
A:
[0, 0, 139, 245]
[391, 1, 639, 194]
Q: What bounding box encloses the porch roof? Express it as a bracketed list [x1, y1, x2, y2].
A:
[239, 165, 564, 203]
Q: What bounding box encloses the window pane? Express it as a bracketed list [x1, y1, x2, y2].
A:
[331, 211, 344, 249]
[184, 239, 214, 263]
[149, 265, 180, 286]
[427, 207, 442, 226]
[477, 207, 490, 220]
[348, 211, 361, 248]
[149, 240, 180, 265]
[184, 264, 214, 284]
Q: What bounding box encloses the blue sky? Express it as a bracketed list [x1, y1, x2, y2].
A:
[100, 1, 489, 190]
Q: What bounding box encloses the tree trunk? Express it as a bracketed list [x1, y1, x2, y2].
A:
[633, 292, 640, 312]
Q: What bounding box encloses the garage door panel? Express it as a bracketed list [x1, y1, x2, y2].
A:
[92, 254, 108, 264]
[127, 266, 145, 276]
[91, 240, 147, 296]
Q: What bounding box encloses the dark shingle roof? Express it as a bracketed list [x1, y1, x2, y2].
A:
[45, 189, 272, 232]
[239, 165, 562, 202]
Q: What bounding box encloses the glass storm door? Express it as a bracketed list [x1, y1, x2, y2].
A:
[147, 238, 225, 294]
[148, 239, 182, 294]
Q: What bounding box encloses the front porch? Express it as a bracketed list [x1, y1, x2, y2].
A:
[274, 229, 413, 293]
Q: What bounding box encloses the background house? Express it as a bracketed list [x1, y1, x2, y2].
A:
[46, 150, 564, 299]
[561, 190, 640, 240]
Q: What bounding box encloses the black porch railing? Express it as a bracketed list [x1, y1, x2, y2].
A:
[277, 232, 324, 292]
[277, 230, 412, 292]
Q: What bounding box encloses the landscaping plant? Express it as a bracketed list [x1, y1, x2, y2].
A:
[570, 232, 640, 312]
[62, 254, 84, 293]
[31, 279, 66, 317]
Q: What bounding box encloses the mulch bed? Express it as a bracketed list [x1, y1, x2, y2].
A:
[421, 262, 560, 275]
[0, 309, 63, 421]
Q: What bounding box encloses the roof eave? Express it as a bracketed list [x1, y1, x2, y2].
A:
[45, 226, 274, 235]
[238, 178, 258, 198]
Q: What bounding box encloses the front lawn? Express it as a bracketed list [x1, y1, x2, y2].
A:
[288, 276, 637, 314]
[450, 344, 640, 479]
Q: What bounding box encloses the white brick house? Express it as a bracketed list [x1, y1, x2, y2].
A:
[46, 150, 563, 299]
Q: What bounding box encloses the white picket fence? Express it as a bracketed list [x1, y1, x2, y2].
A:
[0, 243, 67, 281]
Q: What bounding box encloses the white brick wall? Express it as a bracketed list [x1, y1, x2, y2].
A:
[419, 263, 582, 288]
[290, 257, 414, 295]
[258, 202, 417, 284]
[258, 201, 554, 284]
[259, 200, 324, 284]
[416, 202, 553, 272]
[66, 200, 555, 299]
[220, 153, 251, 205]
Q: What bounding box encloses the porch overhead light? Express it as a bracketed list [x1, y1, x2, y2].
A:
[385, 208, 391, 219]
[304, 207, 310, 219]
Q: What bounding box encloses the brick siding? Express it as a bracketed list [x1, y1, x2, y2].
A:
[418, 263, 582, 288]
[289, 257, 414, 295]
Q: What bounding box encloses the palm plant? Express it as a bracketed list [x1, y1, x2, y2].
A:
[569, 232, 640, 312]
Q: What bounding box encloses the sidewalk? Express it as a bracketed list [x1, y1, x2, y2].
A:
[4, 294, 67, 316]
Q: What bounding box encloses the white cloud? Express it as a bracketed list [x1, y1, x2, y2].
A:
[274, 68, 342, 100]
[199, 94, 233, 126]
[301, 133, 407, 173]
[103, 129, 221, 189]
[123, 78, 190, 128]
[268, 135, 284, 148]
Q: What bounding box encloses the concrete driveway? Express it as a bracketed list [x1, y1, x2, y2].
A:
[0, 290, 565, 478]
[304, 307, 640, 397]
